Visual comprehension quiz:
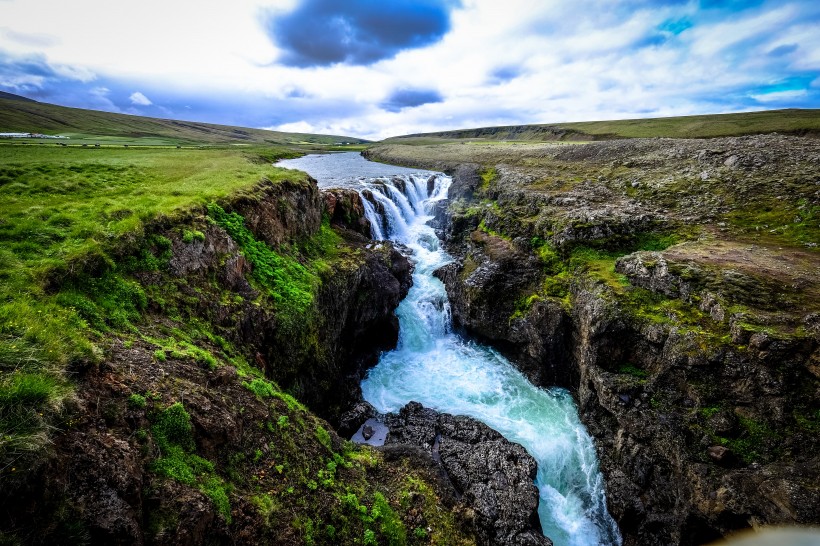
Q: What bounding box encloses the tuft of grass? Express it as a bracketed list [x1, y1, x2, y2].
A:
[0, 372, 69, 460]
[150, 402, 232, 522]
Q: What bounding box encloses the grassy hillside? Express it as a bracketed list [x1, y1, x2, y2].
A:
[0, 143, 305, 460]
[386, 109, 820, 143]
[0, 93, 368, 147]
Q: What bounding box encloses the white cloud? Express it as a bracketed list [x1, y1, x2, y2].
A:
[129, 91, 152, 105]
[272, 120, 315, 133]
[749, 89, 808, 103]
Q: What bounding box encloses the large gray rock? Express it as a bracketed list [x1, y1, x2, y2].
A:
[385, 402, 551, 546]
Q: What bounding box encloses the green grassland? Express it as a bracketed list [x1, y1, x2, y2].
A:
[385, 108, 820, 143]
[0, 142, 309, 463]
[0, 93, 369, 147]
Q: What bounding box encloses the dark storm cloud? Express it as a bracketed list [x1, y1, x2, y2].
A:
[265, 0, 460, 67]
[379, 88, 443, 112]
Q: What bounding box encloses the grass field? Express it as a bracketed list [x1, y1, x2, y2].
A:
[385, 108, 820, 143]
[0, 142, 308, 465]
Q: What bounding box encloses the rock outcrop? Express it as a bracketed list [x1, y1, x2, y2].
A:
[385, 402, 551, 546]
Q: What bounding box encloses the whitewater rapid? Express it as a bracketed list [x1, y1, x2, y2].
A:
[277, 153, 621, 546]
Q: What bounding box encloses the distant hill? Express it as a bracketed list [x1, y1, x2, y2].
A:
[0, 93, 368, 146]
[0, 91, 37, 102]
[386, 109, 820, 143]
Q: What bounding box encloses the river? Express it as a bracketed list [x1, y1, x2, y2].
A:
[277, 152, 621, 546]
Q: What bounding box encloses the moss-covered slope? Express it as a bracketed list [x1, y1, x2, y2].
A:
[0, 143, 476, 545]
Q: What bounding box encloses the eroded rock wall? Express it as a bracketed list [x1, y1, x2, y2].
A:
[426, 158, 820, 545]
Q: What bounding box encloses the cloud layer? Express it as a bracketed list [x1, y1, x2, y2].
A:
[0, 0, 818, 139]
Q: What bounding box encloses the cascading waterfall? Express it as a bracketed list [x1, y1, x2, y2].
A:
[360, 197, 384, 241]
[357, 174, 621, 546]
[276, 153, 621, 546]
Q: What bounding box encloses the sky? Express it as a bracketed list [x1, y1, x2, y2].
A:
[1, 0, 819, 140]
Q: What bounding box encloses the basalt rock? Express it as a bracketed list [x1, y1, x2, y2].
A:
[385, 402, 551, 546]
[322, 187, 372, 237]
[433, 234, 572, 388]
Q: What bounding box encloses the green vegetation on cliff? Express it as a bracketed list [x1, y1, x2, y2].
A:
[0, 125, 476, 544]
[0, 142, 305, 469]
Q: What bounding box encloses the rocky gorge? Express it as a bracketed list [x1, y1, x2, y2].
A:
[366, 134, 820, 545]
[2, 133, 818, 546]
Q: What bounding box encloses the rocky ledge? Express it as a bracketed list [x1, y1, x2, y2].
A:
[345, 401, 551, 546]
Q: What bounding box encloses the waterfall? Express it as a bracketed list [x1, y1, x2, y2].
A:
[355, 174, 450, 241]
[356, 172, 621, 546]
[275, 153, 621, 546]
[360, 197, 384, 240]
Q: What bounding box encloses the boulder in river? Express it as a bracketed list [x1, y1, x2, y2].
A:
[385, 402, 552, 546]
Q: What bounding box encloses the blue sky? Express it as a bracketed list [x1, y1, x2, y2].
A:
[0, 0, 818, 139]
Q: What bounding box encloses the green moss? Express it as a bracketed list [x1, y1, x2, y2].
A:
[315, 425, 332, 451]
[182, 229, 205, 244]
[201, 477, 232, 523]
[793, 408, 820, 434]
[372, 492, 407, 546]
[479, 167, 497, 192]
[509, 293, 542, 321]
[207, 203, 316, 328]
[127, 393, 147, 409]
[242, 379, 279, 401]
[618, 364, 647, 378]
[150, 402, 231, 522]
[144, 335, 220, 369]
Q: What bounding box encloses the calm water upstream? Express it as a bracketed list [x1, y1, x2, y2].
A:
[277, 153, 621, 546]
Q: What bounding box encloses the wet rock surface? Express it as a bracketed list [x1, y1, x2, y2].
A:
[385, 402, 552, 546]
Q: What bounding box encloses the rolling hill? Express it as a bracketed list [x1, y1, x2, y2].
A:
[0, 92, 368, 146]
[385, 108, 820, 143]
